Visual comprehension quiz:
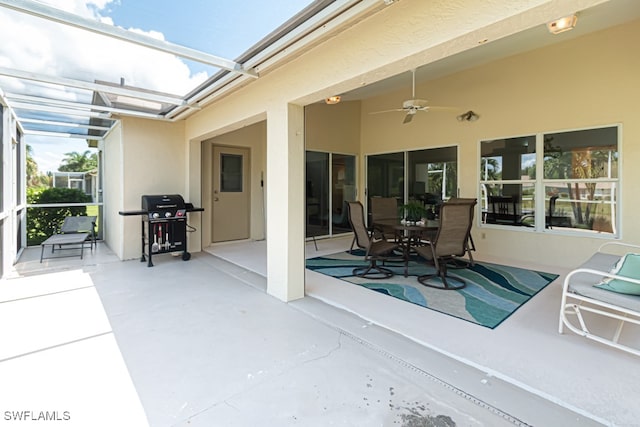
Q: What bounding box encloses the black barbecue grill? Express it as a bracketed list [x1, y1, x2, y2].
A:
[119, 194, 203, 267]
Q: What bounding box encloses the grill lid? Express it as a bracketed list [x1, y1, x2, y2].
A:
[141, 194, 186, 211]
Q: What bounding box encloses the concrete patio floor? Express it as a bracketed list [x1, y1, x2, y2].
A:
[1, 240, 637, 426]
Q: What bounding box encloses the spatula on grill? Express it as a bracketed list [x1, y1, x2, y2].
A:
[151, 224, 159, 252]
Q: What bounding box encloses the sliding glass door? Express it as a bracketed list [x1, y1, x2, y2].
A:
[306, 151, 356, 238]
[367, 147, 457, 220]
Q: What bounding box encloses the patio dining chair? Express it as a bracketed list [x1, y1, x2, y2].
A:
[347, 201, 399, 279]
[414, 201, 474, 290]
[370, 197, 399, 241]
[444, 198, 477, 266]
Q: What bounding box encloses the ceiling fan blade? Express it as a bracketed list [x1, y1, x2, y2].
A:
[403, 112, 414, 124]
[369, 108, 406, 115]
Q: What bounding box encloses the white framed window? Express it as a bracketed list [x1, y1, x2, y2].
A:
[480, 125, 619, 237]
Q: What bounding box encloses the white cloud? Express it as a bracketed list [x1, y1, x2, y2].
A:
[0, 0, 209, 171]
[0, 0, 208, 94]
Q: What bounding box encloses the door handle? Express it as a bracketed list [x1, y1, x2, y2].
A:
[214, 197, 219, 201]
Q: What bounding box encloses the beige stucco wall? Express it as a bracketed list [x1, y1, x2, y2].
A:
[359, 19, 640, 267]
[116, 117, 186, 260]
[305, 101, 361, 154]
[102, 122, 124, 258]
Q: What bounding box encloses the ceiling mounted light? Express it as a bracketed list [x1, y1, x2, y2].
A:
[325, 95, 341, 105]
[457, 110, 479, 122]
[547, 14, 578, 34]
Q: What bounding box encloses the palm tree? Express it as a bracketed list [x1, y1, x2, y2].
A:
[480, 157, 501, 181]
[58, 150, 97, 172]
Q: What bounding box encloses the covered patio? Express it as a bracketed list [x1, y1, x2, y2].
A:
[2, 1, 640, 426]
[2, 239, 636, 425]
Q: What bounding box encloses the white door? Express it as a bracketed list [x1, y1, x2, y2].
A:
[212, 146, 250, 242]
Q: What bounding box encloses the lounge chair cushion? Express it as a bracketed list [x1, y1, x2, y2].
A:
[595, 252, 640, 295]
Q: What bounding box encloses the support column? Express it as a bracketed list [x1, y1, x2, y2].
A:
[266, 103, 305, 302]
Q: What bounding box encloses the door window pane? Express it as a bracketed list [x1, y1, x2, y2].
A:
[306, 151, 329, 237]
[331, 154, 356, 235]
[366, 152, 404, 221]
[306, 152, 357, 238]
[220, 154, 243, 192]
[408, 146, 457, 204]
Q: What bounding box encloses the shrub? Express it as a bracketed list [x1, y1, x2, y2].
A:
[27, 188, 92, 246]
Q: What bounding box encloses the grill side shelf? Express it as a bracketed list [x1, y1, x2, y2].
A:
[118, 210, 148, 216]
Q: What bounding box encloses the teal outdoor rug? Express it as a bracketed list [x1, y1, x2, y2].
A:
[306, 250, 558, 329]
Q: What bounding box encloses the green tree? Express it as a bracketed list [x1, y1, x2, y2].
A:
[58, 150, 97, 172]
[26, 145, 50, 188]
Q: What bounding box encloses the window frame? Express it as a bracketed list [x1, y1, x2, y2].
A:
[479, 124, 621, 238]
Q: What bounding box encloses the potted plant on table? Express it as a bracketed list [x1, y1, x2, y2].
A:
[398, 201, 429, 224]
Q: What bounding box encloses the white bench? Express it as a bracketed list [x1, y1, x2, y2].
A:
[559, 242, 640, 357]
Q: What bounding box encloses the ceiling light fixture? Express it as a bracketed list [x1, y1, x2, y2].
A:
[325, 95, 341, 105]
[457, 110, 479, 122]
[547, 14, 578, 34]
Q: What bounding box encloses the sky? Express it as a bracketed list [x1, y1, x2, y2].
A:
[0, 0, 311, 173]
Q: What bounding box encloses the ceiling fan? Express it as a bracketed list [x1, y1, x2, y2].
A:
[370, 69, 452, 124]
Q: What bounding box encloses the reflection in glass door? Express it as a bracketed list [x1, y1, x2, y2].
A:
[331, 154, 356, 234]
[366, 152, 404, 223]
[367, 148, 458, 222]
[306, 151, 356, 238]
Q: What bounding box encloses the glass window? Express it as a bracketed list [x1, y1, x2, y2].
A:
[480, 126, 619, 236]
[306, 151, 329, 237]
[367, 152, 404, 200]
[543, 127, 618, 234]
[331, 154, 356, 235]
[220, 154, 243, 192]
[408, 146, 458, 203]
[480, 136, 536, 227]
[305, 151, 356, 238]
[367, 147, 458, 221]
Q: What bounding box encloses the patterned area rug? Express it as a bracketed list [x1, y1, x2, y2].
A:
[306, 250, 558, 329]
